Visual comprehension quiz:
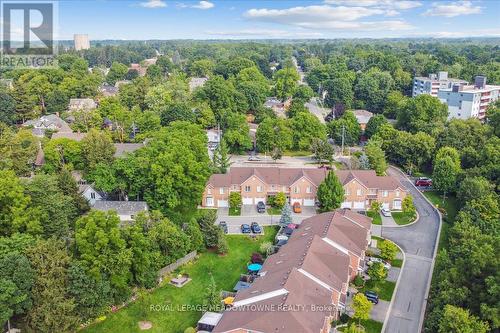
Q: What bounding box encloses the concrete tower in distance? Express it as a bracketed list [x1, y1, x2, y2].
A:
[74, 34, 90, 51]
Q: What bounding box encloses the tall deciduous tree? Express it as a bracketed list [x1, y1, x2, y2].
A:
[25, 238, 78, 333]
[396, 94, 448, 135]
[317, 172, 344, 212]
[274, 67, 299, 101]
[365, 140, 387, 176]
[81, 129, 116, 175]
[433, 155, 460, 200]
[438, 305, 489, 333]
[290, 112, 327, 150]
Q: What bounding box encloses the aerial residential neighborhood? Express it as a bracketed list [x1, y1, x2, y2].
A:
[0, 1, 498, 333]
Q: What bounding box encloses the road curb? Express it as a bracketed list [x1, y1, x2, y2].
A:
[382, 210, 419, 228]
[387, 166, 443, 333]
[381, 239, 406, 333]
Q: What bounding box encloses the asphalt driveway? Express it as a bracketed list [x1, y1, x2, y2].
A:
[381, 167, 441, 333]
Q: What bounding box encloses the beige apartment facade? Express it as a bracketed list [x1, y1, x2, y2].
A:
[202, 168, 407, 211]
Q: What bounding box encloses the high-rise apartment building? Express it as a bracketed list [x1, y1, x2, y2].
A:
[412, 71, 468, 97]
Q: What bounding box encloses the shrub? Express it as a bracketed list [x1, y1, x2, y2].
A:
[402, 195, 416, 216]
[259, 241, 273, 255]
[367, 262, 387, 281]
[229, 192, 242, 208]
[370, 201, 382, 212]
[379, 240, 398, 262]
[274, 192, 286, 208]
[184, 327, 196, 333]
[353, 275, 364, 287]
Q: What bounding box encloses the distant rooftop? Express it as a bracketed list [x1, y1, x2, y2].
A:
[93, 201, 148, 216]
[114, 143, 145, 157]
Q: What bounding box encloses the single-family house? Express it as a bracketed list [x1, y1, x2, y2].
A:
[72, 171, 104, 206]
[98, 84, 119, 97]
[68, 98, 97, 113]
[93, 201, 148, 222]
[114, 143, 145, 158]
[22, 114, 73, 137]
[352, 110, 373, 131]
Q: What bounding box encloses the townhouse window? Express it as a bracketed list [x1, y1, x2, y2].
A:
[306, 186, 312, 194]
[383, 190, 388, 197]
[257, 185, 262, 193]
[294, 187, 299, 194]
[345, 189, 350, 196]
[356, 189, 362, 196]
[207, 188, 212, 195]
[271, 185, 275, 191]
[283, 186, 287, 192]
[219, 188, 224, 194]
[232, 185, 237, 190]
[245, 186, 251, 192]
[396, 190, 400, 197]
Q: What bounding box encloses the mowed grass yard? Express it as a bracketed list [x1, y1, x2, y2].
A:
[84, 227, 278, 333]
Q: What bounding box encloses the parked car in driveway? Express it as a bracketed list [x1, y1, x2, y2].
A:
[381, 208, 392, 217]
[363, 291, 379, 304]
[293, 202, 302, 213]
[219, 221, 228, 234]
[415, 177, 432, 187]
[366, 257, 392, 270]
[251, 222, 262, 234]
[257, 201, 266, 213]
[248, 155, 261, 161]
[241, 224, 251, 234]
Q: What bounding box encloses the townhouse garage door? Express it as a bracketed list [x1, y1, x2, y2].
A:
[353, 201, 365, 209]
[217, 200, 228, 207]
[341, 201, 352, 209]
[242, 197, 253, 205]
[303, 199, 315, 206]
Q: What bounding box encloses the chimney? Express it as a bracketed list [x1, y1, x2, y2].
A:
[474, 76, 486, 89]
[452, 84, 463, 93]
[438, 71, 448, 81]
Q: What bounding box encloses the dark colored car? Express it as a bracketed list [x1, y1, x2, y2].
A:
[276, 239, 288, 247]
[364, 291, 379, 304]
[415, 177, 433, 187]
[241, 224, 251, 234]
[257, 201, 266, 213]
[219, 221, 228, 234]
[251, 222, 262, 234]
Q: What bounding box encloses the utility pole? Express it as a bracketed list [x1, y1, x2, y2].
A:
[341, 124, 345, 157]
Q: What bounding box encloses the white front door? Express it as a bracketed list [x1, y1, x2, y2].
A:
[217, 200, 228, 207]
[242, 197, 253, 205]
[303, 199, 315, 206]
[341, 201, 352, 209]
[353, 201, 365, 209]
[393, 200, 402, 210]
[206, 197, 214, 207]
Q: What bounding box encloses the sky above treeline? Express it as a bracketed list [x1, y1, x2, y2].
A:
[36, 0, 500, 40]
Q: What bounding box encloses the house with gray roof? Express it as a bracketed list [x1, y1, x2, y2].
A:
[93, 201, 148, 222]
[68, 98, 97, 113]
[114, 143, 145, 158]
[22, 114, 73, 137]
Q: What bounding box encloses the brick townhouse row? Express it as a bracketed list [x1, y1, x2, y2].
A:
[213, 209, 371, 333]
[202, 167, 407, 211]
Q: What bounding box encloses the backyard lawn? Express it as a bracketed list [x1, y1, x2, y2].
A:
[229, 207, 241, 216]
[367, 211, 382, 225]
[84, 227, 278, 333]
[392, 212, 415, 225]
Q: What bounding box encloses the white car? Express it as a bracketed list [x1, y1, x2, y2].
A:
[366, 257, 391, 270]
[381, 208, 392, 217]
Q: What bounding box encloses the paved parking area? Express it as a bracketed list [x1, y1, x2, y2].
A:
[371, 300, 390, 322]
[381, 214, 398, 227]
[387, 267, 400, 283]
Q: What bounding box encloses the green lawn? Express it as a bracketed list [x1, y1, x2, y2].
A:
[392, 212, 415, 225]
[267, 207, 282, 215]
[359, 279, 396, 301]
[367, 211, 382, 225]
[229, 207, 241, 216]
[423, 191, 458, 251]
[283, 149, 312, 157]
[391, 258, 403, 268]
[338, 319, 383, 333]
[83, 227, 278, 333]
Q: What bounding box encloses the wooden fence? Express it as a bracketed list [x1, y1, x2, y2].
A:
[158, 251, 197, 282]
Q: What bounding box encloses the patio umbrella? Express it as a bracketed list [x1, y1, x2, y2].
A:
[247, 263, 262, 272]
[223, 297, 234, 305]
[287, 223, 298, 229]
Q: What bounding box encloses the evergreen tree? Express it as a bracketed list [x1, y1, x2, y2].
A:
[213, 138, 231, 174]
[317, 172, 344, 212]
[203, 275, 221, 312]
[279, 203, 292, 226]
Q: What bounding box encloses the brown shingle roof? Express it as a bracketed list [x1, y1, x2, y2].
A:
[213, 210, 371, 333]
[207, 167, 403, 191]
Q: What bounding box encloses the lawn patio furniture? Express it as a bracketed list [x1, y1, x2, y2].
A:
[170, 274, 191, 288]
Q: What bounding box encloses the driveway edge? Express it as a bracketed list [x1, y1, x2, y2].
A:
[388, 166, 443, 333]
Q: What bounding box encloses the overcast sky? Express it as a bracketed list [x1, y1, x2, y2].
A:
[50, 0, 500, 39]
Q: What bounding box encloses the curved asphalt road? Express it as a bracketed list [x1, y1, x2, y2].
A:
[382, 167, 441, 333]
